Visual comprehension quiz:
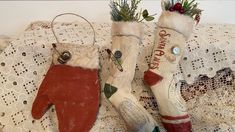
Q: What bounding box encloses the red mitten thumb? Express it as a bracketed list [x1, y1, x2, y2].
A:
[32, 71, 53, 119]
[32, 94, 52, 119]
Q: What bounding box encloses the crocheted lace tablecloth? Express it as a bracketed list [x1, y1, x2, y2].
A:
[0, 21, 235, 132]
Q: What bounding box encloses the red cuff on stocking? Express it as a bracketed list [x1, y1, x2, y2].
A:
[144, 70, 163, 87]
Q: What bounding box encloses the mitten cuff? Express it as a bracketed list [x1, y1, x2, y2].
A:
[111, 22, 143, 38]
[158, 11, 194, 38]
[53, 44, 99, 69]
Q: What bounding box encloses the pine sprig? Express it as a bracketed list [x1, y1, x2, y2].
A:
[110, 0, 155, 22]
[110, 1, 122, 21]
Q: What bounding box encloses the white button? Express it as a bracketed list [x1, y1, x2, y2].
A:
[172, 46, 181, 55]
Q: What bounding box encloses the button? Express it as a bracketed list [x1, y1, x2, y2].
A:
[57, 51, 72, 64]
[172, 46, 181, 55]
[114, 50, 122, 59]
[61, 51, 71, 60]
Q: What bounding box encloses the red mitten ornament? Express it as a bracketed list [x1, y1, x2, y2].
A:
[32, 44, 100, 132]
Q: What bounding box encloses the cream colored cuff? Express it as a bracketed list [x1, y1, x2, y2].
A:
[158, 11, 195, 38]
[52, 44, 99, 69]
[111, 22, 143, 38]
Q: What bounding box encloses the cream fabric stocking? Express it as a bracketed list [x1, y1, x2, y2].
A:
[144, 11, 194, 132]
[104, 22, 160, 132]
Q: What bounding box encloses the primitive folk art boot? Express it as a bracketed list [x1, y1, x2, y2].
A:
[104, 22, 160, 132]
[144, 0, 201, 130]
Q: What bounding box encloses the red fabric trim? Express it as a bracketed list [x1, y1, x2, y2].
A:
[162, 121, 192, 132]
[161, 114, 190, 120]
[144, 70, 163, 86]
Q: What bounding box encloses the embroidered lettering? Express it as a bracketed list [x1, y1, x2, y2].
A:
[150, 30, 170, 70]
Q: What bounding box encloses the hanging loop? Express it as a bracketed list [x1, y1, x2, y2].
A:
[51, 12, 96, 45]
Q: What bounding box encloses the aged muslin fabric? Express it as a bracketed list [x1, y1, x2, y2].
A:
[104, 22, 159, 131]
[143, 11, 195, 132]
[0, 21, 235, 132]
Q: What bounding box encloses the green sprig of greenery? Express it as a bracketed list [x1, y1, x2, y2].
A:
[182, 0, 202, 17]
[110, 0, 155, 22]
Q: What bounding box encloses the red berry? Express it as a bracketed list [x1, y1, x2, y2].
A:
[195, 14, 200, 24]
[195, 15, 200, 20]
[173, 3, 182, 11]
[179, 9, 185, 14]
[169, 7, 175, 12]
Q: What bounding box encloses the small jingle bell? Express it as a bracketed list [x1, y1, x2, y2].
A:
[114, 50, 122, 59]
[172, 46, 181, 55]
[57, 51, 72, 64]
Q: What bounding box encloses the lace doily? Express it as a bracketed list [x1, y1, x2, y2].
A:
[0, 21, 235, 132]
[181, 68, 235, 131]
[178, 24, 235, 84]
